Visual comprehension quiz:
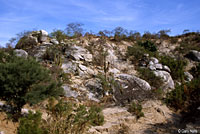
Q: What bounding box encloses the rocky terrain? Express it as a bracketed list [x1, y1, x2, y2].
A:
[0, 30, 200, 134]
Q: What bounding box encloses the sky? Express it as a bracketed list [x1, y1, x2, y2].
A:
[0, 0, 200, 46]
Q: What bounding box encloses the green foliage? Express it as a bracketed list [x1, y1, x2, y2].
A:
[15, 31, 38, 50]
[45, 98, 104, 134]
[127, 45, 148, 64]
[0, 51, 64, 119]
[159, 56, 187, 81]
[166, 62, 200, 116]
[88, 106, 104, 126]
[128, 102, 144, 119]
[18, 111, 47, 134]
[42, 45, 65, 66]
[126, 44, 158, 65]
[97, 74, 116, 96]
[138, 40, 157, 52]
[137, 68, 163, 89]
[190, 63, 200, 78]
[50, 29, 66, 43]
[165, 85, 186, 109]
[175, 32, 200, 54]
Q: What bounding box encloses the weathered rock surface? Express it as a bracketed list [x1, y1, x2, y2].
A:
[50, 39, 59, 45]
[39, 30, 48, 42]
[89, 100, 178, 134]
[153, 70, 175, 90]
[66, 46, 93, 62]
[62, 85, 79, 98]
[113, 74, 151, 104]
[61, 61, 78, 74]
[186, 50, 200, 62]
[14, 49, 28, 58]
[184, 72, 193, 82]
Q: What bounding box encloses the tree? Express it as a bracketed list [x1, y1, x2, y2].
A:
[50, 29, 66, 43]
[112, 26, 128, 41]
[157, 29, 171, 39]
[0, 51, 64, 120]
[65, 22, 84, 37]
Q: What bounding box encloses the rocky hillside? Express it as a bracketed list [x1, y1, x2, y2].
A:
[0, 30, 200, 134]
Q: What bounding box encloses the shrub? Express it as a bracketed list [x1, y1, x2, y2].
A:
[0, 52, 64, 120]
[126, 45, 148, 64]
[128, 102, 144, 119]
[50, 29, 66, 43]
[18, 111, 47, 134]
[126, 44, 158, 65]
[166, 76, 200, 122]
[159, 56, 187, 81]
[138, 40, 157, 52]
[45, 98, 104, 134]
[137, 68, 163, 89]
[190, 63, 200, 78]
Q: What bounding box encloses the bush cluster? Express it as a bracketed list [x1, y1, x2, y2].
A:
[18, 98, 104, 134]
[138, 40, 157, 52]
[166, 63, 200, 122]
[126, 41, 158, 65]
[128, 102, 144, 119]
[159, 55, 187, 81]
[0, 50, 64, 120]
[137, 68, 163, 90]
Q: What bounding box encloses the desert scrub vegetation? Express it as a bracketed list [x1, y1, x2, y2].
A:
[166, 63, 200, 122]
[50, 29, 67, 43]
[18, 111, 48, 134]
[159, 55, 187, 81]
[126, 41, 158, 65]
[0, 50, 64, 120]
[137, 68, 163, 90]
[128, 102, 144, 119]
[175, 32, 200, 54]
[17, 98, 104, 134]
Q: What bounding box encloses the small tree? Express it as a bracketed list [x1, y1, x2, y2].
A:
[0, 51, 64, 120]
[50, 29, 66, 43]
[65, 22, 84, 37]
[112, 26, 128, 41]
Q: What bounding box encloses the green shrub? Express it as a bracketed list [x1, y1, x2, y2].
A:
[166, 76, 200, 114]
[18, 111, 47, 134]
[159, 56, 187, 81]
[190, 63, 200, 78]
[138, 40, 157, 52]
[137, 68, 163, 89]
[128, 102, 144, 119]
[165, 85, 186, 109]
[0, 52, 64, 120]
[45, 98, 104, 134]
[126, 45, 148, 64]
[50, 29, 66, 43]
[126, 44, 158, 65]
[15, 35, 37, 50]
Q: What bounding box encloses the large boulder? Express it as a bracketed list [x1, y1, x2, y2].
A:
[184, 72, 193, 82]
[85, 78, 103, 98]
[153, 70, 175, 90]
[15, 35, 38, 49]
[14, 49, 28, 58]
[113, 74, 152, 104]
[39, 30, 48, 42]
[33, 45, 48, 60]
[62, 85, 79, 98]
[66, 46, 93, 62]
[186, 50, 200, 62]
[61, 61, 77, 74]
[50, 39, 59, 45]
